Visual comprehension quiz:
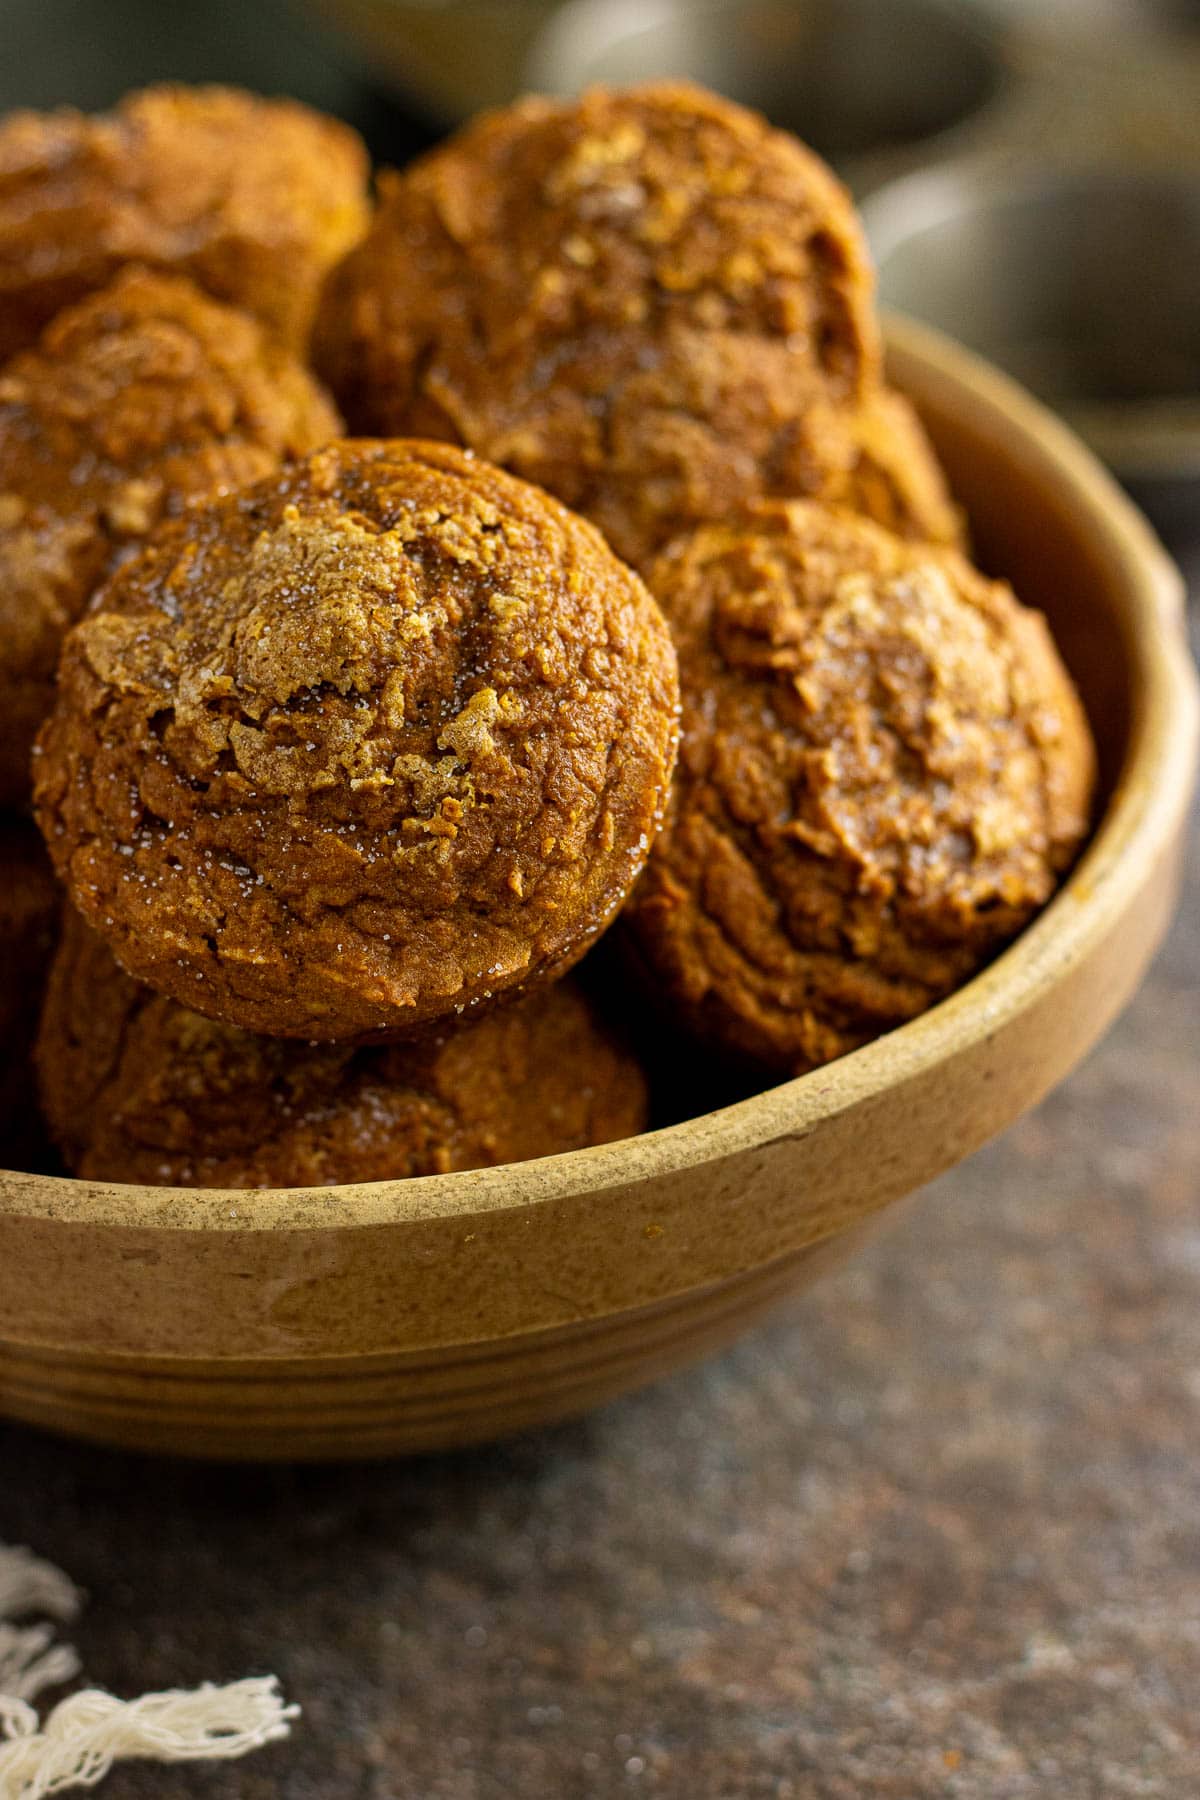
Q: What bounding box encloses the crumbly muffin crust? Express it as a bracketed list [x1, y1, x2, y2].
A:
[38, 911, 647, 1187]
[0, 266, 340, 806]
[0, 83, 370, 361]
[625, 502, 1096, 1071]
[35, 439, 680, 1040]
[314, 81, 883, 568]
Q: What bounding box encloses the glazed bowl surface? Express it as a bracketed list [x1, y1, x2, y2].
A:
[1, 316, 1196, 1459]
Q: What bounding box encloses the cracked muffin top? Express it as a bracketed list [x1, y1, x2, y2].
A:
[0, 266, 341, 807]
[0, 83, 370, 362]
[314, 81, 883, 569]
[624, 502, 1095, 1073]
[34, 438, 680, 1041]
[38, 911, 648, 1188]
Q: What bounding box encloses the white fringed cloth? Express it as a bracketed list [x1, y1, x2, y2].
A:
[0, 1545, 297, 1797]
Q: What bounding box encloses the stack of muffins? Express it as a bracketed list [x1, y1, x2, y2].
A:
[0, 80, 1095, 1189]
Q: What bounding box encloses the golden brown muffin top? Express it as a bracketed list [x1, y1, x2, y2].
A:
[0, 83, 370, 360]
[624, 502, 1096, 1072]
[314, 81, 879, 568]
[35, 439, 680, 1041]
[0, 265, 341, 807]
[38, 911, 647, 1188]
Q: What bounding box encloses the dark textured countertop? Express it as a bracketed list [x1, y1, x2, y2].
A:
[0, 592, 1196, 1798]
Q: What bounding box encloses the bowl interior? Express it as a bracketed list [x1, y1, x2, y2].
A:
[527, 0, 1003, 166]
[0, 320, 1187, 1216]
[0, 315, 1195, 1460]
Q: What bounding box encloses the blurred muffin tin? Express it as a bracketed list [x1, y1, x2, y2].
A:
[862, 160, 1200, 539]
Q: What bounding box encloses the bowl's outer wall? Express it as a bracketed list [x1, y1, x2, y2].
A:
[1, 318, 1196, 1457]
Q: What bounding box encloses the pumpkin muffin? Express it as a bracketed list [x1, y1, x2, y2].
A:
[624, 502, 1095, 1072]
[38, 910, 647, 1188]
[0, 83, 369, 362]
[314, 81, 891, 569]
[0, 266, 340, 807]
[831, 387, 964, 549]
[0, 820, 58, 1168]
[35, 439, 680, 1042]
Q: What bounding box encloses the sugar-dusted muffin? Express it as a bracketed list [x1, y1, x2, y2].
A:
[35, 440, 680, 1042]
[624, 502, 1096, 1072]
[0, 267, 341, 807]
[0, 820, 59, 1169]
[314, 81, 893, 569]
[0, 84, 370, 361]
[38, 911, 647, 1188]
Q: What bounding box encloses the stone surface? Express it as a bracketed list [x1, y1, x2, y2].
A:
[0, 591, 1194, 1797]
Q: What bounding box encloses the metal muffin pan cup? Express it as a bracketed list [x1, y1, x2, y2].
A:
[524, 0, 1011, 182]
[303, 0, 1012, 159]
[305, 0, 1200, 203]
[863, 161, 1200, 540]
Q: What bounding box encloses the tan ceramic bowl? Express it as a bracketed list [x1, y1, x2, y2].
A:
[1, 317, 1196, 1460]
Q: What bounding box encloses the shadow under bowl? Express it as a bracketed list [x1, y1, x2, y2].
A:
[0, 318, 1196, 1460]
[864, 163, 1200, 543]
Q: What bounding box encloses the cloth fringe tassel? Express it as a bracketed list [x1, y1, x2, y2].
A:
[0, 1545, 297, 1798]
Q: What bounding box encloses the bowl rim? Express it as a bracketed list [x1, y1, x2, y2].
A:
[4, 314, 1197, 1232]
